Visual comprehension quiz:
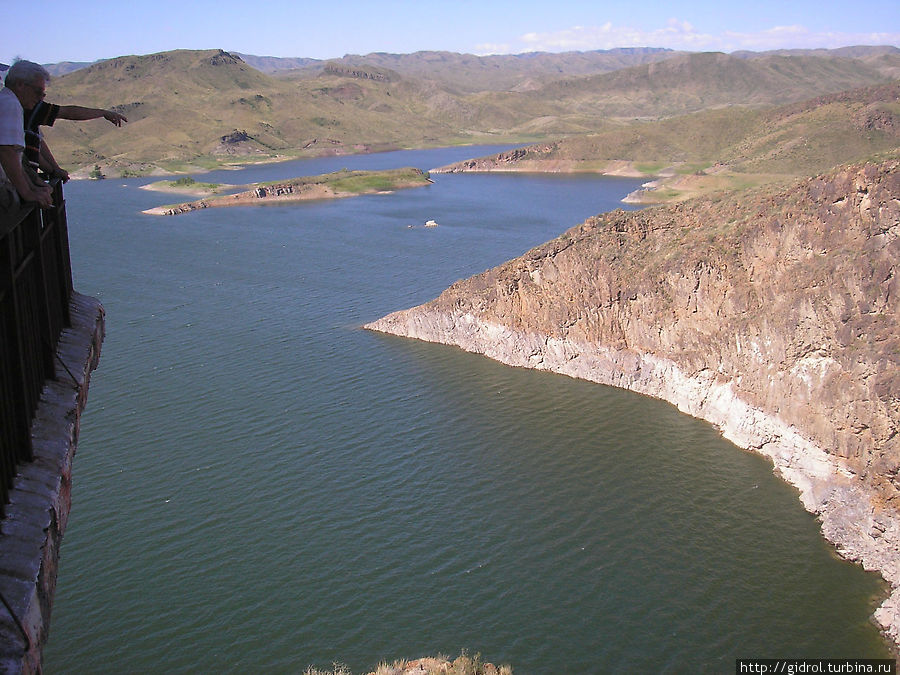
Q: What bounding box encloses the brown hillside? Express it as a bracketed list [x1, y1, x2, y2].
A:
[433, 81, 900, 202]
[36, 47, 900, 175]
[527, 51, 896, 118]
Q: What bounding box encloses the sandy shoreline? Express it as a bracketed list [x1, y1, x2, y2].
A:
[140, 184, 354, 215]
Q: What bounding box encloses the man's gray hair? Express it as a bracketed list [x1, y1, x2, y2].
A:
[4, 60, 50, 87]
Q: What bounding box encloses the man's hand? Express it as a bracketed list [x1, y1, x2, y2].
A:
[103, 110, 127, 126]
[23, 183, 53, 209]
[49, 166, 70, 183]
[0, 144, 53, 209]
[58, 105, 128, 126]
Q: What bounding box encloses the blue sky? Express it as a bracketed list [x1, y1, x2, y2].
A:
[3, 0, 899, 66]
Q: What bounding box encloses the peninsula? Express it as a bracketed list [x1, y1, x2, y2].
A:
[142, 167, 432, 215]
[366, 156, 900, 650]
[430, 82, 900, 204]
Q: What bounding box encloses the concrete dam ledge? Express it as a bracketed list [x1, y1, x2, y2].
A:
[364, 309, 900, 652]
[0, 293, 105, 674]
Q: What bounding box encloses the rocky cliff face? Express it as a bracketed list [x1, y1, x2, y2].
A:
[366, 157, 900, 648]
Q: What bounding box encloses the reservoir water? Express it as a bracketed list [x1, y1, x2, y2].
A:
[42, 146, 891, 673]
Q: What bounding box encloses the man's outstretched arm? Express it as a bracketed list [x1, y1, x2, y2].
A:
[56, 105, 127, 126]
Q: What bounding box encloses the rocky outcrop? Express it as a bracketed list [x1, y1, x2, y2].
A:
[220, 130, 251, 144]
[323, 63, 393, 82]
[366, 157, 900, 648]
[208, 49, 243, 67]
[432, 145, 561, 173]
[213, 129, 269, 156]
[365, 656, 510, 675]
[429, 146, 648, 179]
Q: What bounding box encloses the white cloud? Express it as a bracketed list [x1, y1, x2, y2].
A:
[474, 42, 513, 56]
[510, 20, 900, 53]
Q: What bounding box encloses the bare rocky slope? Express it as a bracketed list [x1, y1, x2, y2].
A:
[430, 81, 900, 192]
[41, 48, 899, 175]
[366, 157, 900, 648]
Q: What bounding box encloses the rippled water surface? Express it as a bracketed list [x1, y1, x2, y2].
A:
[42, 147, 891, 673]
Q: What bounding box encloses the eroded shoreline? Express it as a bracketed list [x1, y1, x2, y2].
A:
[363, 159, 900, 654]
[364, 310, 900, 652]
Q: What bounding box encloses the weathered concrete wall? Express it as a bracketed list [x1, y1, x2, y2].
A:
[0, 293, 104, 673]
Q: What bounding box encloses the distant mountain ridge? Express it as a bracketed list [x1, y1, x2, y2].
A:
[42, 45, 897, 83]
[309, 47, 681, 93]
[233, 53, 320, 73]
[521, 51, 897, 117]
[731, 45, 900, 59]
[33, 46, 900, 176]
[44, 47, 677, 78]
[39, 61, 93, 77]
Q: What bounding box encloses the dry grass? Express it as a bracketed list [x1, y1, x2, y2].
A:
[304, 665, 352, 675]
[41, 48, 898, 175]
[305, 653, 513, 675]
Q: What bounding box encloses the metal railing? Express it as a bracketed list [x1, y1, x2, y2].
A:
[0, 180, 73, 517]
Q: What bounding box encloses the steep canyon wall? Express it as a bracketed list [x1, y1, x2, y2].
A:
[366, 159, 900, 647]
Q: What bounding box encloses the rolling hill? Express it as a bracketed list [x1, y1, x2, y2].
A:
[37, 47, 900, 177]
[42, 49, 484, 175]
[432, 81, 900, 201]
[300, 47, 682, 93]
[516, 51, 898, 119]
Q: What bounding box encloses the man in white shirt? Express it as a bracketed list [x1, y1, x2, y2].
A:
[0, 60, 53, 215]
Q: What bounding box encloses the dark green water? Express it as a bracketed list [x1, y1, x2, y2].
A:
[42, 147, 890, 673]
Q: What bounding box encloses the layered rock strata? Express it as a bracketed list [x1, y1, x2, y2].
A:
[365, 158, 900, 648]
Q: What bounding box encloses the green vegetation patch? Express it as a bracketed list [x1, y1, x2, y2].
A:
[167, 176, 223, 191]
[635, 161, 668, 174]
[674, 161, 713, 175]
[255, 167, 431, 194]
[326, 168, 429, 193]
[638, 187, 684, 203]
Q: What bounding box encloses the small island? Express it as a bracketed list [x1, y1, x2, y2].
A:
[142, 167, 432, 215]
